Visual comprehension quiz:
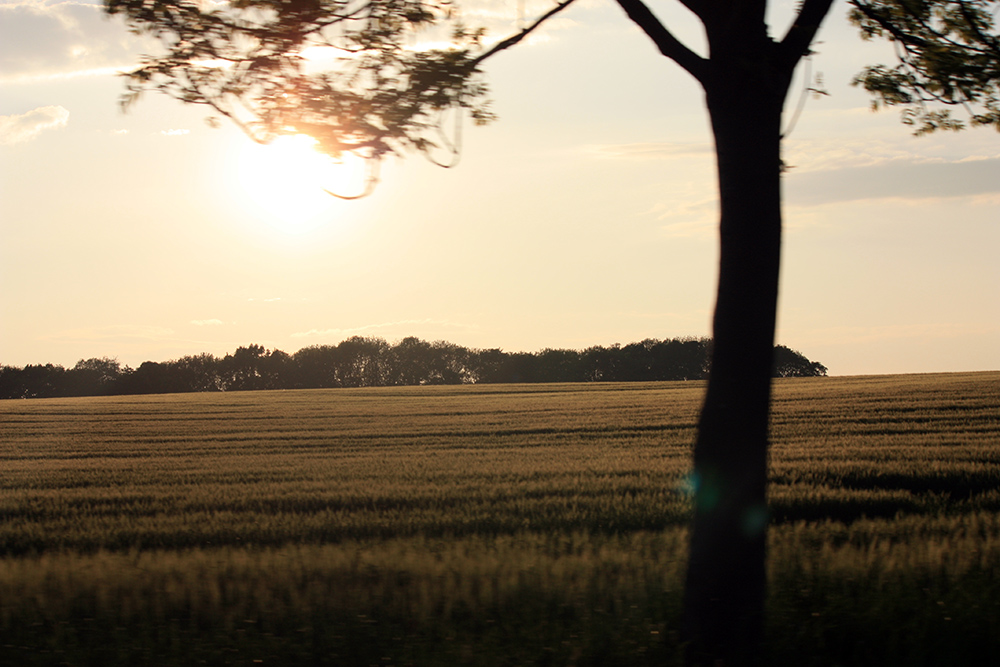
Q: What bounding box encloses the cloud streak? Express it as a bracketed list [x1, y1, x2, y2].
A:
[585, 142, 713, 160]
[786, 156, 1000, 206]
[0, 1, 145, 81]
[292, 319, 475, 339]
[43, 324, 176, 343]
[593, 136, 1000, 208]
[800, 322, 1000, 346]
[0, 106, 69, 145]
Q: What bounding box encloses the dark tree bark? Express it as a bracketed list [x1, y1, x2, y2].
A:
[681, 30, 790, 665]
[610, 2, 835, 663]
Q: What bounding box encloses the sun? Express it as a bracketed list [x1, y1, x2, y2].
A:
[236, 134, 364, 234]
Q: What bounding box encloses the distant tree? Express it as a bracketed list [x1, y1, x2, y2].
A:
[535, 348, 585, 383]
[68, 357, 125, 396]
[470, 348, 509, 384]
[505, 351, 542, 383]
[427, 340, 471, 384]
[772, 345, 828, 378]
[390, 336, 436, 385]
[220, 344, 268, 391]
[172, 353, 224, 392]
[675, 338, 712, 381]
[581, 345, 618, 382]
[291, 345, 341, 388]
[645, 339, 708, 381]
[260, 349, 294, 389]
[336, 336, 391, 387]
[0, 364, 66, 399]
[618, 341, 655, 382]
[0, 366, 17, 399]
[119, 361, 176, 394]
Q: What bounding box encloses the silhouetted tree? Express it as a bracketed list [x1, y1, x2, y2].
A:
[221, 344, 268, 391]
[427, 340, 471, 384]
[336, 336, 391, 387]
[104, 1, 999, 652]
[535, 348, 584, 383]
[503, 351, 541, 383]
[619, 341, 654, 382]
[581, 345, 617, 382]
[291, 345, 341, 388]
[672, 338, 711, 381]
[260, 349, 294, 389]
[390, 336, 436, 385]
[2, 338, 823, 399]
[0, 366, 19, 399]
[0, 364, 67, 399]
[773, 345, 828, 378]
[471, 348, 509, 384]
[172, 353, 224, 392]
[120, 361, 178, 394]
[66, 357, 124, 396]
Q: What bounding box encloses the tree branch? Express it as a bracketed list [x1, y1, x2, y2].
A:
[677, 0, 713, 22]
[779, 0, 836, 69]
[470, 0, 579, 66]
[849, 1, 930, 47]
[955, 0, 1000, 57]
[614, 0, 708, 82]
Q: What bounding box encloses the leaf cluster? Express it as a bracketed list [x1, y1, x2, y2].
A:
[105, 0, 496, 187]
[850, 0, 1000, 133]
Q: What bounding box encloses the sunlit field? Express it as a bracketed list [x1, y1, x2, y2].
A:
[2, 373, 999, 665]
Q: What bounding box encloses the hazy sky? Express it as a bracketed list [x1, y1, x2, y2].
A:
[1, 0, 998, 376]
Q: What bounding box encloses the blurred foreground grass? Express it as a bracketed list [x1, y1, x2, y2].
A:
[2, 373, 998, 665]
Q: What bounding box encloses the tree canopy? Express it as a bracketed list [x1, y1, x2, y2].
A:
[105, 0, 1000, 182]
[850, 0, 1000, 134]
[105, 0, 575, 193]
[0, 338, 827, 399]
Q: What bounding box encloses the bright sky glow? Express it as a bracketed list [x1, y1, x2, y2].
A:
[235, 134, 364, 236]
[0, 0, 997, 376]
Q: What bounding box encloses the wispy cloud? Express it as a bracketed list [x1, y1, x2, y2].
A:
[786, 156, 1000, 206]
[0, 1, 146, 82]
[802, 322, 1000, 346]
[160, 129, 190, 136]
[783, 138, 943, 173]
[190, 319, 224, 326]
[37, 323, 256, 366]
[291, 319, 475, 339]
[43, 324, 176, 343]
[585, 142, 713, 160]
[0, 0, 577, 84]
[0, 105, 69, 145]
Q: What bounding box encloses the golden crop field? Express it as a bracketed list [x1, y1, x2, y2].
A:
[2, 373, 998, 665]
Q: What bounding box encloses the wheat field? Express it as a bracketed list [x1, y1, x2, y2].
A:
[2, 373, 998, 665]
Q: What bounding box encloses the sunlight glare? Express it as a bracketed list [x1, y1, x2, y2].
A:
[237, 134, 363, 235]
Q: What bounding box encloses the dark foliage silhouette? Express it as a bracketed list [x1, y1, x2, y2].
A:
[0, 337, 824, 399]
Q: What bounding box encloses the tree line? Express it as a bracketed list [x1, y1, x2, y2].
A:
[0, 337, 826, 399]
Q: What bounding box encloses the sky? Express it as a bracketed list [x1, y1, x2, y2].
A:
[1, 0, 998, 377]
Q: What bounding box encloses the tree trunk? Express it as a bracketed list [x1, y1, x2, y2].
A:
[680, 31, 792, 665]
